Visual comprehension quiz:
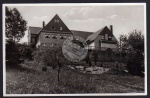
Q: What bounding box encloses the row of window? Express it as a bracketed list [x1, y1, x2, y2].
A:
[52, 19, 63, 30]
[101, 34, 112, 41]
[55, 19, 59, 23]
[45, 34, 67, 39]
[51, 26, 63, 30]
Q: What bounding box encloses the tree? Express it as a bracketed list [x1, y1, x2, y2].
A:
[5, 6, 27, 42]
[120, 30, 144, 76]
[34, 45, 69, 82]
[120, 30, 144, 53]
[6, 39, 21, 67]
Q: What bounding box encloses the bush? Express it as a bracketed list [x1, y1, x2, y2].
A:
[126, 51, 144, 76]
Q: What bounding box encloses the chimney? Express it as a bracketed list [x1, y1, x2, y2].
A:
[43, 21, 45, 28]
[110, 25, 113, 34]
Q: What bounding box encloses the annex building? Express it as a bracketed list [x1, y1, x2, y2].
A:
[28, 14, 118, 51]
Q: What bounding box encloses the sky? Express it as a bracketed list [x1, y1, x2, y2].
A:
[6, 4, 145, 43]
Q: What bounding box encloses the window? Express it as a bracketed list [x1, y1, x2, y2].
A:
[52, 26, 55, 30]
[60, 27, 63, 30]
[105, 34, 108, 40]
[60, 36, 63, 39]
[55, 19, 59, 23]
[31, 37, 35, 43]
[60, 35, 66, 39]
[101, 36, 104, 40]
[45, 34, 50, 38]
[52, 35, 57, 39]
[108, 36, 112, 41]
[57, 20, 59, 23]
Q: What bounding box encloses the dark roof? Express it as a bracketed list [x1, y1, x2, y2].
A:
[86, 26, 106, 42]
[42, 14, 72, 34]
[86, 26, 116, 42]
[29, 27, 42, 35]
[71, 30, 93, 40]
[28, 26, 94, 40]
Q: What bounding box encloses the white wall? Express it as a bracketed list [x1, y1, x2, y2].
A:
[88, 42, 95, 49]
[101, 43, 118, 49]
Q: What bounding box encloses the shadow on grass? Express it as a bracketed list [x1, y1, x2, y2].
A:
[6, 64, 41, 75]
[105, 69, 131, 76]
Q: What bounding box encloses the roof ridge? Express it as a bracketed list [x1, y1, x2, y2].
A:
[70, 30, 94, 33]
[29, 26, 42, 28]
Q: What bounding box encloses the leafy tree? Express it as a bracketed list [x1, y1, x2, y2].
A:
[5, 6, 27, 42]
[120, 30, 144, 76]
[6, 39, 21, 67]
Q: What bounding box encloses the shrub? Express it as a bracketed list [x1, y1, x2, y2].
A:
[18, 44, 34, 60]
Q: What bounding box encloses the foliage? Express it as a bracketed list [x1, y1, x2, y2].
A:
[17, 43, 34, 60]
[6, 39, 21, 67]
[6, 40, 34, 67]
[5, 6, 27, 41]
[120, 30, 144, 76]
[34, 45, 70, 81]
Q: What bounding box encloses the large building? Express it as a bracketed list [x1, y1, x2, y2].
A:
[28, 14, 118, 51]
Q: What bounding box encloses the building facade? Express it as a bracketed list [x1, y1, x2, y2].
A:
[86, 25, 118, 51]
[28, 14, 118, 51]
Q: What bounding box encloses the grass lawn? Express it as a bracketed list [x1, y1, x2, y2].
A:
[6, 61, 144, 94]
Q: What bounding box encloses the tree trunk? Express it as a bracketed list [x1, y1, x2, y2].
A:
[57, 65, 60, 82]
[57, 61, 61, 82]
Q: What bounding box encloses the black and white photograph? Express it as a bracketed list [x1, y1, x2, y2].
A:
[3, 3, 147, 96]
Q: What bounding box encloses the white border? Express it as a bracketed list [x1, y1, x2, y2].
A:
[3, 3, 147, 97]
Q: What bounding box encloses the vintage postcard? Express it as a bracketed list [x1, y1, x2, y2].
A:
[3, 3, 147, 96]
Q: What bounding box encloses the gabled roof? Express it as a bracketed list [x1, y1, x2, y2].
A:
[41, 14, 72, 34]
[71, 30, 93, 40]
[28, 27, 42, 35]
[86, 26, 114, 42]
[86, 26, 106, 42]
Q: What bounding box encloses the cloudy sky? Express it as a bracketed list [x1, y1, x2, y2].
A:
[6, 4, 145, 42]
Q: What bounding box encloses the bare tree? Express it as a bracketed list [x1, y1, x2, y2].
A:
[34, 45, 69, 82]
